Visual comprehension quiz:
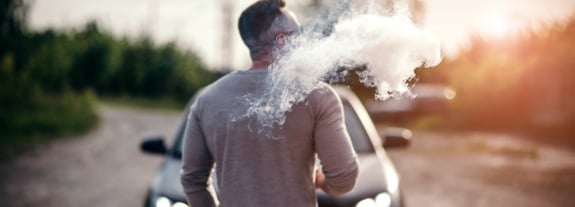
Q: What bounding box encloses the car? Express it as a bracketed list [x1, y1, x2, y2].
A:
[364, 84, 456, 125]
[140, 86, 411, 207]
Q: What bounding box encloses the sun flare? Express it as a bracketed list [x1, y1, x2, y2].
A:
[478, 11, 513, 38]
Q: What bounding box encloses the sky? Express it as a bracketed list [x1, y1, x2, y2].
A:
[29, 0, 575, 70]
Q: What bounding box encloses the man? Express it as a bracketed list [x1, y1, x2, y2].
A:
[180, 0, 359, 206]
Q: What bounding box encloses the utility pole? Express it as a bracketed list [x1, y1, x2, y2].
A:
[221, 0, 234, 71]
[146, 0, 159, 39]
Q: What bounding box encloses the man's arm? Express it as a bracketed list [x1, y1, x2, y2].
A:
[312, 86, 359, 196]
[180, 100, 216, 206]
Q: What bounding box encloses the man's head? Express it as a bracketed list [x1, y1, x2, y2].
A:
[238, 0, 300, 62]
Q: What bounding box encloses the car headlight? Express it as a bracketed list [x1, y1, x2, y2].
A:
[375, 192, 392, 207]
[172, 202, 189, 207]
[156, 197, 171, 207]
[355, 192, 392, 207]
[356, 198, 377, 207]
[155, 196, 189, 207]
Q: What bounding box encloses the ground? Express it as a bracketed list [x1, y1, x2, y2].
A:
[0, 105, 182, 207]
[387, 132, 575, 207]
[1, 105, 574, 207]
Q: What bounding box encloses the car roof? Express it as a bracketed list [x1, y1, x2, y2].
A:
[332, 85, 383, 150]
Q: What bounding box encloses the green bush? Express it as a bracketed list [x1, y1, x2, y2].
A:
[421, 15, 575, 136]
[0, 20, 216, 157]
[0, 91, 97, 141]
[0, 77, 98, 158]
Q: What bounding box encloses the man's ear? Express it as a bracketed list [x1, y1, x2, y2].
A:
[274, 33, 286, 49]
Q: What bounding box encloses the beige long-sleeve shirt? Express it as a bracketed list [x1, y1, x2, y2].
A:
[181, 69, 358, 207]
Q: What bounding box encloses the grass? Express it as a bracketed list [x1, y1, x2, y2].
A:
[0, 92, 187, 160]
[98, 96, 186, 111]
[0, 90, 99, 160]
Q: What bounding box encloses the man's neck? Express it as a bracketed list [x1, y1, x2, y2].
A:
[249, 58, 272, 70]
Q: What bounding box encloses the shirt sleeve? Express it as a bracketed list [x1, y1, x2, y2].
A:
[180, 98, 216, 206]
[312, 86, 359, 196]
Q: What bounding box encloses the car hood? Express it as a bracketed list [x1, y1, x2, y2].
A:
[317, 153, 395, 206]
[152, 153, 396, 205]
[151, 157, 187, 202]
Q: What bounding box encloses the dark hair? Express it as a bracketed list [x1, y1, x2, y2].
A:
[238, 0, 286, 59]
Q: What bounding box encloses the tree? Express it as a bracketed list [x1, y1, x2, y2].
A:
[0, 0, 30, 36]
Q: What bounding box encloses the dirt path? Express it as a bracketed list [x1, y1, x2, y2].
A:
[387, 132, 575, 207]
[2, 105, 574, 207]
[0, 105, 182, 207]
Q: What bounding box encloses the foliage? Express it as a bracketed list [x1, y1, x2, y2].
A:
[1, 4, 215, 153]
[0, 0, 30, 36]
[1, 21, 216, 101]
[0, 70, 97, 158]
[421, 15, 575, 135]
[0, 85, 97, 143]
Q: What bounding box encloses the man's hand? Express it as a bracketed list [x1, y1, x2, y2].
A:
[315, 169, 325, 189]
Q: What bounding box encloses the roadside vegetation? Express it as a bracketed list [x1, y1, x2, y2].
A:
[417, 15, 575, 142]
[0, 0, 216, 158]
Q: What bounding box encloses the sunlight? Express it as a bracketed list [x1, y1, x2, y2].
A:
[478, 11, 514, 39]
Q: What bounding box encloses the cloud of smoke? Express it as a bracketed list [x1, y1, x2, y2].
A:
[244, 0, 442, 132]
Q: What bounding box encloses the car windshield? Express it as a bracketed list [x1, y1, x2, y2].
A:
[173, 100, 375, 159]
[342, 101, 375, 154]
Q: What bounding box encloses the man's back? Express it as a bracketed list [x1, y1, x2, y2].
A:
[181, 70, 358, 207]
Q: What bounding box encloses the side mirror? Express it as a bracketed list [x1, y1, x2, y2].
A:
[141, 136, 168, 155]
[381, 127, 412, 149]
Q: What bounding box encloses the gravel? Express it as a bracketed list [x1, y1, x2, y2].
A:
[1, 105, 574, 207]
[0, 105, 182, 207]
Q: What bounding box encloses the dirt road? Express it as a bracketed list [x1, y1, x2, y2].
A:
[387, 132, 575, 207]
[1, 105, 574, 207]
[0, 105, 183, 207]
